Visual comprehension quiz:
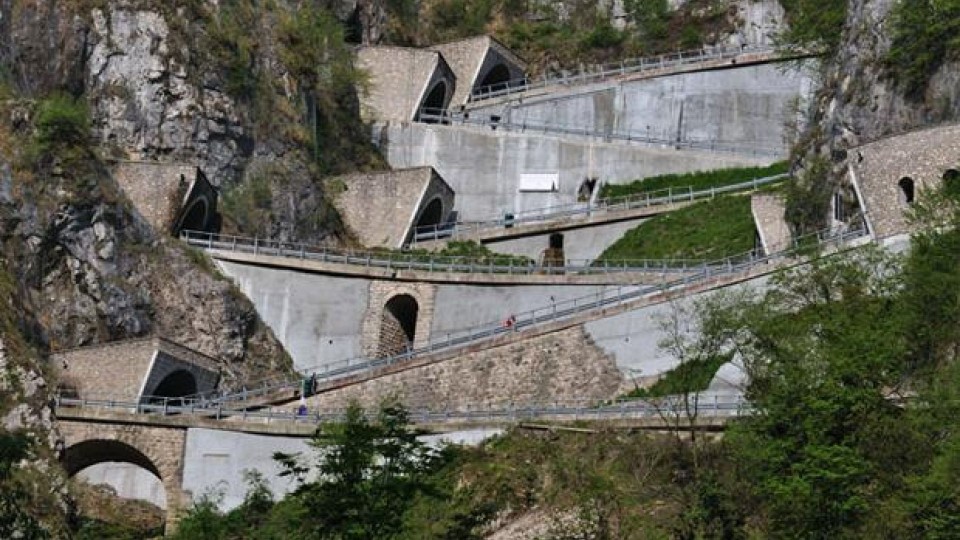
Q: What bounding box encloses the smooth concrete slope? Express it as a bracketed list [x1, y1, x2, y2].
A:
[465, 47, 783, 110]
[375, 122, 771, 222]
[215, 257, 658, 373]
[467, 60, 815, 159]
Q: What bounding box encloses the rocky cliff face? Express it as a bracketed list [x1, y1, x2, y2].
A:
[804, 0, 960, 153]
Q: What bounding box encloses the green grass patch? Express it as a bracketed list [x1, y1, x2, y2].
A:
[596, 195, 756, 261]
[622, 354, 731, 399]
[375, 241, 534, 267]
[599, 161, 788, 200]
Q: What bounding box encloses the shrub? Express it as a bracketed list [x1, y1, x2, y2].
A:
[34, 94, 89, 150]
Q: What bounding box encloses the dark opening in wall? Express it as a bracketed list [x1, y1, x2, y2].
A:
[176, 198, 209, 235]
[418, 82, 448, 122]
[152, 370, 198, 400]
[479, 63, 511, 89]
[899, 177, 915, 204]
[944, 169, 960, 196]
[416, 198, 444, 230]
[378, 294, 419, 357]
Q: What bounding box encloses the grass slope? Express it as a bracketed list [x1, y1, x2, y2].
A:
[599, 162, 788, 199]
[596, 195, 755, 261]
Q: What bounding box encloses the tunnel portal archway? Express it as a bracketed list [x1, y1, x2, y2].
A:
[415, 198, 444, 231]
[479, 63, 512, 89]
[419, 81, 449, 122]
[175, 197, 210, 235]
[378, 294, 419, 358]
[152, 370, 198, 401]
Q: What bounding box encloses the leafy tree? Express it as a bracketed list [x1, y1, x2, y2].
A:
[707, 247, 920, 538]
[276, 401, 441, 539]
[776, 0, 849, 55]
[0, 431, 48, 540]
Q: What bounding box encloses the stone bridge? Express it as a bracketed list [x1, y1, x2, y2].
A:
[58, 418, 189, 534]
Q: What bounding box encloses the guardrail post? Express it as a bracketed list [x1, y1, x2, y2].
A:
[254, 237, 258, 255]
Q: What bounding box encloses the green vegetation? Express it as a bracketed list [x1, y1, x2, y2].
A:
[624, 355, 730, 399]
[375, 241, 534, 267]
[886, 0, 960, 99]
[777, 0, 849, 55]
[33, 94, 90, 154]
[596, 195, 755, 261]
[0, 432, 49, 539]
[411, 0, 738, 75]
[163, 183, 960, 537]
[599, 161, 789, 199]
[784, 155, 834, 234]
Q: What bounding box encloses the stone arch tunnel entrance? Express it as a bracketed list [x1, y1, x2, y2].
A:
[416, 198, 444, 231]
[151, 370, 198, 401]
[479, 63, 512, 89]
[174, 197, 210, 235]
[419, 82, 449, 121]
[378, 294, 419, 357]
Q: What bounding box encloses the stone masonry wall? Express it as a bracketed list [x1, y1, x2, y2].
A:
[751, 193, 790, 254]
[112, 161, 196, 233]
[361, 281, 437, 357]
[300, 325, 625, 412]
[851, 124, 960, 238]
[53, 339, 156, 401]
[58, 420, 188, 533]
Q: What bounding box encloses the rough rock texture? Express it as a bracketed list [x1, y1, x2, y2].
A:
[0, 101, 290, 384]
[807, 0, 960, 153]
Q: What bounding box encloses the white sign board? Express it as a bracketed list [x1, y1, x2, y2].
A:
[519, 173, 559, 192]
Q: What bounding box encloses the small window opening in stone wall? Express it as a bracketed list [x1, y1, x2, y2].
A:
[833, 192, 844, 222]
[898, 177, 915, 204]
[943, 169, 960, 196]
[378, 294, 419, 358]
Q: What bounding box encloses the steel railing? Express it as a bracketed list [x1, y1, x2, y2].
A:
[410, 173, 788, 243]
[183, 230, 774, 277]
[181, 227, 867, 407]
[53, 391, 754, 426]
[416, 108, 784, 158]
[468, 44, 776, 103]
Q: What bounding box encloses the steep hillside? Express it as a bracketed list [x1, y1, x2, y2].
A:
[1, 0, 385, 243]
[785, 0, 960, 230]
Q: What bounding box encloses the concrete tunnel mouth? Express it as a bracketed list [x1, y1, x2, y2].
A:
[379, 294, 419, 357]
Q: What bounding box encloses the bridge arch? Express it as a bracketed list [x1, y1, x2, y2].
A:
[378, 294, 419, 357]
[58, 421, 188, 534]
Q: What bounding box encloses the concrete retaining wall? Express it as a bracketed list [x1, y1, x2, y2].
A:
[376, 122, 771, 221]
[468, 61, 813, 158]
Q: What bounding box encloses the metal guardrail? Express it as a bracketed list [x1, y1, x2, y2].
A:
[54, 392, 754, 426]
[416, 108, 784, 158]
[183, 230, 770, 278]
[469, 44, 776, 103]
[182, 227, 867, 407]
[410, 173, 788, 243]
